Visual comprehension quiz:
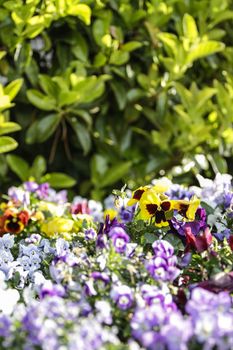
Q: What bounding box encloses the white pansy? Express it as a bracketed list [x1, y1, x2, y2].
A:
[0, 288, 19, 314]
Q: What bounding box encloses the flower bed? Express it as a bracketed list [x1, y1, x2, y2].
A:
[0, 174, 233, 349]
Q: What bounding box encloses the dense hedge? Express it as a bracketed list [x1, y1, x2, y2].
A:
[0, 0, 233, 197]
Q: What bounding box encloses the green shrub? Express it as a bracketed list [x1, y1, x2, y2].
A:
[0, 0, 233, 197]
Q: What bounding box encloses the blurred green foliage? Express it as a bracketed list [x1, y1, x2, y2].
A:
[0, 0, 233, 198]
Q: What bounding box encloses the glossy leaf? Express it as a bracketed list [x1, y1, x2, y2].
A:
[4, 79, 23, 101]
[27, 90, 56, 111]
[35, 114, 61, 143]
[98, 162, 132, 188]
[186, 41, 225, 63]
[0, 137, 18, 153]
[0, 122, 21, 135]
[41, 172, 76, 188]
[6, 154, 29, 181]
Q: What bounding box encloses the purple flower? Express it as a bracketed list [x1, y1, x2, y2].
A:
[36, 182, 50, 199]
[146, 240, 180, 282]
[140, 284, 175, 310]
[161, 311, 193, 350]
[171, 208, 207, 236]
[186, 287, 231, 317]
[215, 191, 233, 209]
[0, 315, 11, 337]
[24, 181, 39, 192]
[146, 256, 180, 282]
[8, 186, 30, 206]
[119, 206, 135, 223]
[47, 189, 68, 204]
[103, 216, 126, 236]
[152, 240, 174, 258]
[186, 287, 233, 347]
[109, 227, 130, 253]
[25, 234, 41, 244]
[166, 184, 194, 200]
[84, 228, 97, 241]
[55, 238, 70, 257]
[111, 285, 134, 310]
[214, 228, 231, 241]
[96, 232, 108, 250]
[91, 271, 110, 285]
[39, 281, 65, 299]
[131, 304, 166, 347]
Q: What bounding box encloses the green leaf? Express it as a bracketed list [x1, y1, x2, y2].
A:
[41, 172, 76, 188]
[38, 75, 59, 97]
[93, 19, 107, 46]
[91, 154, 108, 183]
[68, 4, 91, 25]
[186, 41, 225, 64]
[0, 51, 6, 60]
[93, 52, 107, 67]
[71, 109, 92, 127]
[98, 162, 131, 188]
[27, 89, 56, 111]
[59, 91, 80, 107]
[144, 232, 156, 244]
[6, 154, 29, 181]
[26, 114, 61, 144]
[183, 14, 198, 40]
[69, 118, 91, 154]
[121, 41, 142, 52]
[0, 95, 13, 111]
[4, 79, 23, 101]
[109, 51, 130, 65]
[208, 10, 233, 29]
[110, 81, 127, 110]
[0, 136, 18, 153]
[208, 153, 228, 174]
[35, 114, 61, 143]
[157, 33, 179, 57]
[30, 155, 47, 180]
[71, 33, 88, 62]
[0, 122, 21, 135]
[25, 120, 39, 144]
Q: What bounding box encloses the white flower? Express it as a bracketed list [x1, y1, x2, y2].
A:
[0, 288, 19, 314]
[0, 234, 14, 250]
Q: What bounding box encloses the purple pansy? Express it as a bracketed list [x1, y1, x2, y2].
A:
[111, 285, 134, 310]
[109, 227, 130, 253]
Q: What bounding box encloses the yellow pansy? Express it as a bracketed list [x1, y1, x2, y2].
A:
[127, 186, 150, 206]
[172, 196, 200, 221]
[139, 189, 160, 220]
[104, 208, 117, 221]
[138, 188, 177, 227]
[41, 217, 74, 238]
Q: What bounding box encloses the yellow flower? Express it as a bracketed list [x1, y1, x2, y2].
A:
[127, 186, 150, 206]
[31, 211, 45, 222]
[138, 188, 176, 227]
[152, 178, 172, 193]
[38, 202, 65, 217]
[41, 217, 74, 238]
[139, 189, 160, 220]
[104, 209, 117, 221]
[172, 196, 200, 221]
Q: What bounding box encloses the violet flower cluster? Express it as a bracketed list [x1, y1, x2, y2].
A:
[0, 174, 233, 349]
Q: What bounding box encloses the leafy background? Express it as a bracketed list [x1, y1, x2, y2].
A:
[0, 0, 233, 199]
